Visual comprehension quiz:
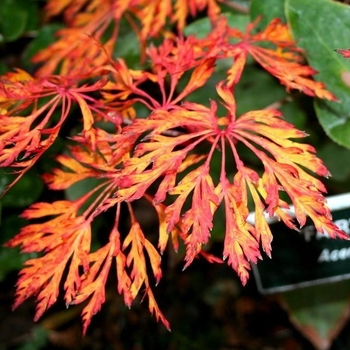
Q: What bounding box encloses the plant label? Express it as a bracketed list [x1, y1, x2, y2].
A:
[251, 193, 350, 293]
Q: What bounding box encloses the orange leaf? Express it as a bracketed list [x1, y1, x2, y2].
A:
[176, 57, 216, 101]
[42, 154, 100, 190]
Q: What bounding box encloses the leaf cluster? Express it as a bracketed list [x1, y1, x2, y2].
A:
[1, 0, 350, 333]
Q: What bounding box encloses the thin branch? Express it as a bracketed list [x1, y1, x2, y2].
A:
[224, 1, 249, 14]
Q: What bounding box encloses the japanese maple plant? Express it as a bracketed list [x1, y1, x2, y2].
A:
[0, 0, 347, 333]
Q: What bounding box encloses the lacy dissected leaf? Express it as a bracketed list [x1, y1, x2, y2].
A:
[42, 154, 101, 190]
[42, 129, 129, 191]
[34, 0, 117, 76]
[166, 165, 221, 267]
[5, 196, 92, 321]
[146, 197, 181, 254]
[143, 36, 217, 109]
[223, 83, 347, 237]
[7, 183, 172, 332]
[113, 17, 336, 116]
[100, 58, 150, 111]
[172, 0, 222, 33]
[45, 0, 98, 23]
[133, 0, 173, 43]
[121, 209, 170, 330]
[111, 82, 345, 284]
[220, 178, 262, 285]
[36, 0, 224, 76]
[0, 71, 108, 191]
[68, 219, 133, 334]
[0, 69, 35, 112]
[115, 106, 217, 203]
[199, 17, 336, 99]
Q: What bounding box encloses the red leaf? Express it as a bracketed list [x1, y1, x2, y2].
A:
[335, 48, 350, 58]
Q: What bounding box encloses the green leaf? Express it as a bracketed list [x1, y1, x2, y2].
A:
[113, 29, 142, 69]
[16, 326, 49, 350]
[0, 4, 27, 42]
[0, 168, 44, 208]
[286, 0, 350, 148]
[0, 247, 33, 282]
[0, 215, 36, 282]
[250, 0, 286, 28]
[0, 247, 21, 281]
[184, 16, 212, 39]
[280, 99, 307, 131]
[0, 62, 8, 75]
[65, 178, 104, 201]
[317, 142, 350, 182]
[0, 0, 40, 42]
[315, 101, 350, 149]
[184, 12, 249, 39]
[22, 23, 64, 69]
[109, 17, 143, 69]
[18, 0, 40, 32]
[235, 65, 286, 115]
[280, 281, 350, 350]
[65, 178, 105, 217]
